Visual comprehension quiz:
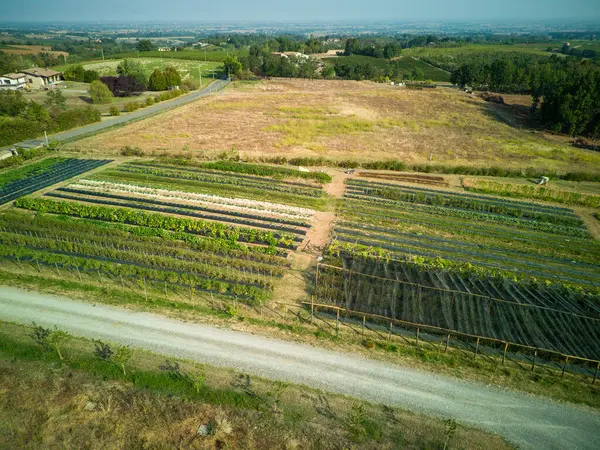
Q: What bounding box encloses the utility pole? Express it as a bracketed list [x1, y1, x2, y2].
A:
[204, 48, 207, 61]
[198, 66, 202, 89]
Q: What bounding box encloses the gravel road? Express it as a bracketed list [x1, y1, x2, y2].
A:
[1, 79, 229, 151]
[1, 286, 599, 449]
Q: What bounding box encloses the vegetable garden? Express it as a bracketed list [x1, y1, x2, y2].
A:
[318, 179, 600, 362]
[0, 160, 327, 306]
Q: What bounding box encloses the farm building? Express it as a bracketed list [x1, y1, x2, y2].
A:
[0, 73, 27, 90]
[21, 67, 61, 89]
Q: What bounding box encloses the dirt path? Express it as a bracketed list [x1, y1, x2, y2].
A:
[1, 286, 599, 450]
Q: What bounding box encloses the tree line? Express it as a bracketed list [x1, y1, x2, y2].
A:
[451, 55, 600, 137]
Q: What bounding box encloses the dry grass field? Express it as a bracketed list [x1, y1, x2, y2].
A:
[0, 44, 68, 57]
[68, 78, 600, 172]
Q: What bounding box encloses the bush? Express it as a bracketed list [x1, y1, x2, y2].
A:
[145, 96, 155, 107]
[83, 69, 99, 83]
[54, 106, 101, 131]
[120, 146, 144, 156]
[100, 75, 145, 97]
[181, 79, 200, 91]
[89, 80, 113, 104]
[109, 106, 121, 116]
[124, 102, 141, 112]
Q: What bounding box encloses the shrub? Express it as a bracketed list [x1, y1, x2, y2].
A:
[100, 75, 145, 97]
[109, 106, 121, 116]
[83, 69, 99, 83]
[181, 78, 200, 91]
[54, 106, 101, 131]
[124, 102, 141, 112]
[120, 146, 144, 156]
[145, 96, 155, 107]
[89, 80, 113, 104]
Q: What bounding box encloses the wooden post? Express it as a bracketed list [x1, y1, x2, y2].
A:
[388, 321, 393, 343]
[315, 263, 320, 289]
[311, 295, 314, 324]
[362, 314, 366, 336]
[531, 350, 537, 373]
[164, 281, 167, 297]
[143, 277, 147, 301]
[416, 327, 420, 347]
[593, 362, 599, 385]
[502, 342, 508, 366]
[561, 356, 569, 378]
[445, 334, 451, 353]
[474, 337, 480, 360]
[336, 308, 340, 337]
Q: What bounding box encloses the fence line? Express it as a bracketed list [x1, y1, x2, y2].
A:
[317, 263, 600, 323]
[300, 299, 600, 383]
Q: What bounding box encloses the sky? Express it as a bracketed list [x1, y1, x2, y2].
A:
[2, 0, 599, 23]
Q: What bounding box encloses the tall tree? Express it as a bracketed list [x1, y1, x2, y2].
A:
[137, 39, 154, 52]
[117, 59, 147, 88]
[148, 69, 167, 91]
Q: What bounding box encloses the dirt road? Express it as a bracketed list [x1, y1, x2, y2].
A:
[1, 286, 599, 449]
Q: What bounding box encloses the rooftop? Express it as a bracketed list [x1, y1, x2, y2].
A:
[21, 67, 61, 78]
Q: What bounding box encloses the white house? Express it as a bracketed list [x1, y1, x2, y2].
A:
[0, 73, 27, 90]
[21, 68, 61, 89]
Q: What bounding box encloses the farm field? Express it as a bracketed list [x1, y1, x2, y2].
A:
[322, 55, 452, 82]
[0, 160, 329, 306]
[55, 58, 223, 82]
[66, 78, 600, 174]
[0, 44, 68, 57]
[318, 177, 600, 362]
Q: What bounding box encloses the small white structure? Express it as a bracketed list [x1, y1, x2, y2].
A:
[157, 47, 171, 52]
[536, 176, 550, 185]
[0, 73, 27, 90]
[21, 68, 61, 89]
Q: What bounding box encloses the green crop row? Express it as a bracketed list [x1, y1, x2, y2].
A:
[343, 194, 589, 238]
[353, 186, 582, 227]
[462, 178, 600, 209]
[0, 157, 65, 189]
[0, 210, 289, 262]
[0, 245, 269, 303]
[14, 197, 296, 249]
[151, 159, 332, 183]
[0, 232, 274, 290]
[113, 165, 324, 198]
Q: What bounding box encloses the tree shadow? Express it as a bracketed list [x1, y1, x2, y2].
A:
[78, 96, 93, 104]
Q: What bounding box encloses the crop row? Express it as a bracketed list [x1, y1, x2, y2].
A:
[113, 165, 324, 198]
[346, 178, 577, 216]
[15, 197, 298, 249]
[130, 161, 326, 188]
[144, 159, 332, 183]
[337, 205, 600, 262]
[0, 157, 64, 189]
[462, 178, 600, 209]
[71, 179, 315, 220]
[0, 244, 268, 303]
[342, 194, 589, 238]
[0, 159, 112, 205]
[58, 186, 311, 229]
[0, 209, 290, 263]
[48, 190, 308, 239]
[333, 227, 600, 287]
[346, 185, 583, 227]
[335, 221, 600, 271]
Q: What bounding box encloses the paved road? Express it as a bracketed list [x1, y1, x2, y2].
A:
[2, 79, 229, 151]
[1, 286, 599, 450]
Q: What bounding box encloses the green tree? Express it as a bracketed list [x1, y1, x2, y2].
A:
[63, 65, 85, 82]
[83, 69, 99, 83]
[90, 80, 114, 104]
[0, 90, 27, 116]
[137, 39, 154, 52]
[148, 68, 167, 91]
[19, 101, 51, 126]
[117, 59, 147, 88]
[223, 55, 242, 78]
[411, 68, 425, 80]
[45, 89, 67, 110]
[163, 66, 182, 87]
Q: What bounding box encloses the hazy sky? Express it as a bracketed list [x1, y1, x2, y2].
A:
[2, 0, 599, 23]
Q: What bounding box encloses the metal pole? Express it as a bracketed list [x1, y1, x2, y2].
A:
[311, 295, 314, 324]
[474, 337, 480, 360]
[335, 308, 340, 337]
[531, 350, 537, 373]
[416, 327, 420, 347]
[502, 342, 508, 366]
[562, 356, 568, 378]
[388, 321, 392, 343]
[445, 334, 450, 353]
[362, 314, 365, 336]
[594, 362, 599, 385]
